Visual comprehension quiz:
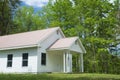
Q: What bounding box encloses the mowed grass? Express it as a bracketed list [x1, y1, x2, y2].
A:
[0, 73, 120, 80]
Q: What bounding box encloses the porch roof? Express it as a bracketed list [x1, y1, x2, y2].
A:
[48, 37, 86, 53]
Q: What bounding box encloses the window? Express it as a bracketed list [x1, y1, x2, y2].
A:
[7, 54, 13, 67]
[22, 53, 28, 67]
[41, 53, 46, 65]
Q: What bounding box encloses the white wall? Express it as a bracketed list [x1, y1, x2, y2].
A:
[47, 51, 63, 72]
[37, 30, 64, 72]
[0, 47, 37, 73]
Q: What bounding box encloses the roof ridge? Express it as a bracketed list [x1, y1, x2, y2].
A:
[0, 27, 60, 37]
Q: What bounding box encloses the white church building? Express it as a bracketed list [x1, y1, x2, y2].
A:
[0, 27, 86, 73]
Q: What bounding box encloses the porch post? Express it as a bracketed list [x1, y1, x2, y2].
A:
[69, 51, 72, 72]
[65, 51, 69, 73]
[79, 53, 84, 72]
[63, 51, 72, 73]
[63, 52, 66, 72]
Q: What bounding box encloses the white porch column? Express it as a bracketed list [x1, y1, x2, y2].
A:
[63, 51, 72, 73]
[69, 51, 72, 72]
[63, 52, 66, 72]
[66, 52, 69, 72]
[79, 53, 84, 72]
[63, 51, 73, 73]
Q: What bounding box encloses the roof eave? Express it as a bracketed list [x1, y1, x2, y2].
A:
[0, 44, 38, 51]
[47, 47, 69, 51]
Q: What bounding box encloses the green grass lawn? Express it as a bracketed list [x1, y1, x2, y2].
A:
[0, 73, 120, 80]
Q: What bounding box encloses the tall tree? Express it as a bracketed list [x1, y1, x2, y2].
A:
[73, 0, 117, 73]
[41, 0, 77, 36]
[114, 0, 120, 35]
[13, 6, 46, 33]
[0, 0, 20, 35]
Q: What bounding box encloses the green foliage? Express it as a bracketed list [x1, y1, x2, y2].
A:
[13, 6, 46, 33]
[41, 0, 76, 36]
[0, 0, 20, 35]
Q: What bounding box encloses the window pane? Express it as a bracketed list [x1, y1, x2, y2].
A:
[22, 53, 28, 59]
[8, 54, 13, 60]
[22, 53, 28, 67]
[22, 61, 28, 66]
[7, 54, 13, 67]
[7, 61, 12, 67]
[41, 53, 46, 65]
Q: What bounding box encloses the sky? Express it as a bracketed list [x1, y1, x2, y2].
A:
[21, 0, 114, 8]
[21, 0, 49, 8]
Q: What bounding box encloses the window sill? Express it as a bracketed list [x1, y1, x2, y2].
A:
[6, 67, 12, 68]
[22, 66, 28, 68]
[41, 65, 46, 66]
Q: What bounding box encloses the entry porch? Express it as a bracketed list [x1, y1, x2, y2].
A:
[47, 37, 86, 73]
[47, 50, 84, 73]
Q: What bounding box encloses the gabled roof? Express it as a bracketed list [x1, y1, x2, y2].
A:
[48, 37, 86, 53]
[0, 27, 64, 50]
[49, 37, 78, 49]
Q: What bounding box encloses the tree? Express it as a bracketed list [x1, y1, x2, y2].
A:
[73, 0, 118, 73]
[113, 0, 120, 35]
[0, 0, 20, 35]
[41, 0, 77, 36]
[13, 6, 46, 33]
